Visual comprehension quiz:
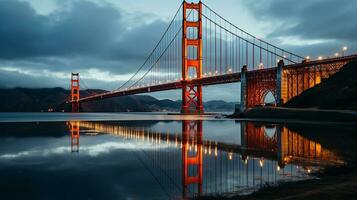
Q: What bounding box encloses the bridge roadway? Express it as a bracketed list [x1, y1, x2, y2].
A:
[79, 54, 357, 103]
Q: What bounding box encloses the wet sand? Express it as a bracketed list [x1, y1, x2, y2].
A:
[200, 166, 357, 200]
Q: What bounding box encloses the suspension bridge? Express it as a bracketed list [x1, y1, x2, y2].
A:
[69, 1, 357, 113]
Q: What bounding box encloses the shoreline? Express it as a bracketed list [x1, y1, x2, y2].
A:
[229, 107, 357, 124]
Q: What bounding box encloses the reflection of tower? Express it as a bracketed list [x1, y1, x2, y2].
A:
[182, 120, 203, 198]
[240, 121, 248, 161]
[276, 125, 286, 169]
[70, 121, 80, 152]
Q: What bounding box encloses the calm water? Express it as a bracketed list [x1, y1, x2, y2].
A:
[0, 113, 350, 199]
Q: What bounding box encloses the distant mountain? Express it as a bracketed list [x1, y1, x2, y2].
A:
[204, 100, 236, 111]
[0, 87, 236, 112]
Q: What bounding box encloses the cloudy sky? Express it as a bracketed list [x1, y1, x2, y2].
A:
[0, 0, 356, 101]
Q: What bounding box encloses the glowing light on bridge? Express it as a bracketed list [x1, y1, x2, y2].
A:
[342, 46, 348, 56]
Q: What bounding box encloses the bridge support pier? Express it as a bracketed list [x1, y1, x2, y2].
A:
[239, 65, 248, 112]
[276, 60, 285, 106]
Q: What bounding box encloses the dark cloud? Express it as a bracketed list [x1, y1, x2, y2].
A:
[243, 0, 357, 42]
[0, 0, 167, 73]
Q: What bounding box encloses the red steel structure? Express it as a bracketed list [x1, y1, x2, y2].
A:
[181, 2, 203, 114]
[70, 73, 80, 112]
[182, 120, 203, 197]
[240, 55, 356, 111]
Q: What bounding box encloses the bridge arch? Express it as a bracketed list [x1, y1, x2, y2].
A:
[246, 69, 277, 108]
[262, 90, 277, 105]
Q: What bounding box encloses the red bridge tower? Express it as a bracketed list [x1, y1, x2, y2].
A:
[181, 1, 203, 114]
[71, 73, 80, 112]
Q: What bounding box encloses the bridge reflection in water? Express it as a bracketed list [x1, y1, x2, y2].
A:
[68, 121, 80, 152]
[68, 121, 342, 198]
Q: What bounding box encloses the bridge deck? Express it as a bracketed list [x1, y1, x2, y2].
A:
[79, 72, 243, 103]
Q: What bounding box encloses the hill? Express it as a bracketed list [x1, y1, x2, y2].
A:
[284, 60, 357, 111]
[0, 87, 235, 112]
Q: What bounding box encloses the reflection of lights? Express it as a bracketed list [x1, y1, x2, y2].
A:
[214, 144, 218, 157]
[307, 168, 311, 173]
[277, 165, 281, 171]
[228, 152, 233, 160]
[259, 159, 264, 167]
